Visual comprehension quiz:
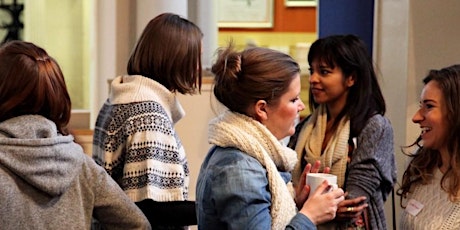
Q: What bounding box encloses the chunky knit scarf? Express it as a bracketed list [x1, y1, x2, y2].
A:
[293, 105, 350, 188]
[208, 111, 298, 230]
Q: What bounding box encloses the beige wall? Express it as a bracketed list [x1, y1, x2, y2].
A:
[175, 83, 225, 200]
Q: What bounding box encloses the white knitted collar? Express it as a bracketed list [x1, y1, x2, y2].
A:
[109, 75, 185, 124]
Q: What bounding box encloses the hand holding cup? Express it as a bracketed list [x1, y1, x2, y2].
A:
[306, 173, 338, 194]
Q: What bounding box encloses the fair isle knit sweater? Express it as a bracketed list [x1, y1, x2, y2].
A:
[93, 75, 189, 202]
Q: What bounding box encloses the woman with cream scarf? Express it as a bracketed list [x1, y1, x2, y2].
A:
[289, 35, 397, 230]
[196, 44, 345, 230]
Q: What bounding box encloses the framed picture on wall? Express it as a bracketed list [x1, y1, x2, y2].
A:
[218, 0, 274, 28]
[285, 0, 316, 7]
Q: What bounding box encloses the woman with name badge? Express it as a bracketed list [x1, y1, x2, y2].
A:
[398, 64, 460, 229]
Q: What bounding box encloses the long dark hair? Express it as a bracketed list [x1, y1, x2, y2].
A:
[308, 34, 386, 137]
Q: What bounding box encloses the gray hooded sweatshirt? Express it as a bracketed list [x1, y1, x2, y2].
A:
[0, 115, 151, 229]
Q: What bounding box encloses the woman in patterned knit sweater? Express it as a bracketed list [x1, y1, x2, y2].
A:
[196, 44, 345, 230]
[288, 35, 397, 229]
[399, 65, 460, 229]
[92, 13, 202, 229]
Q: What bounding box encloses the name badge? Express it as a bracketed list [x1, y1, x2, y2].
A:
[405, 198, 424, 216]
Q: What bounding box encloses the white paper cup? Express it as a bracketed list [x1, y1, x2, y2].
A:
[307, 173, 338, 194]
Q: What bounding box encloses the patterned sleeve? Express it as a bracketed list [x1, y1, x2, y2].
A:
[92, 100, 126, 180]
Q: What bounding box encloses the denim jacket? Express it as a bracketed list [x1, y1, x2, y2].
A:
[196, 146, 316, 230]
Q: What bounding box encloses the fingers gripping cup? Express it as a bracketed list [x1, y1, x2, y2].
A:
[306, 173, 338, 194]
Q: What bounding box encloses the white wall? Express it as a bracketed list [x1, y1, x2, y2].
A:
[374, 1, 410, 227]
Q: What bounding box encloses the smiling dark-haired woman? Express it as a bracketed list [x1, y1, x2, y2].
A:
[289, 34, 397, 230]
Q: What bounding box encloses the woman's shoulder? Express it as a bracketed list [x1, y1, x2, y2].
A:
[356, 114, 394, 150]
[209, 146, 265, 169]
[201, 146, 269, 191]
[362, 114, 393, 133]
[367, 113, 390, 124]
